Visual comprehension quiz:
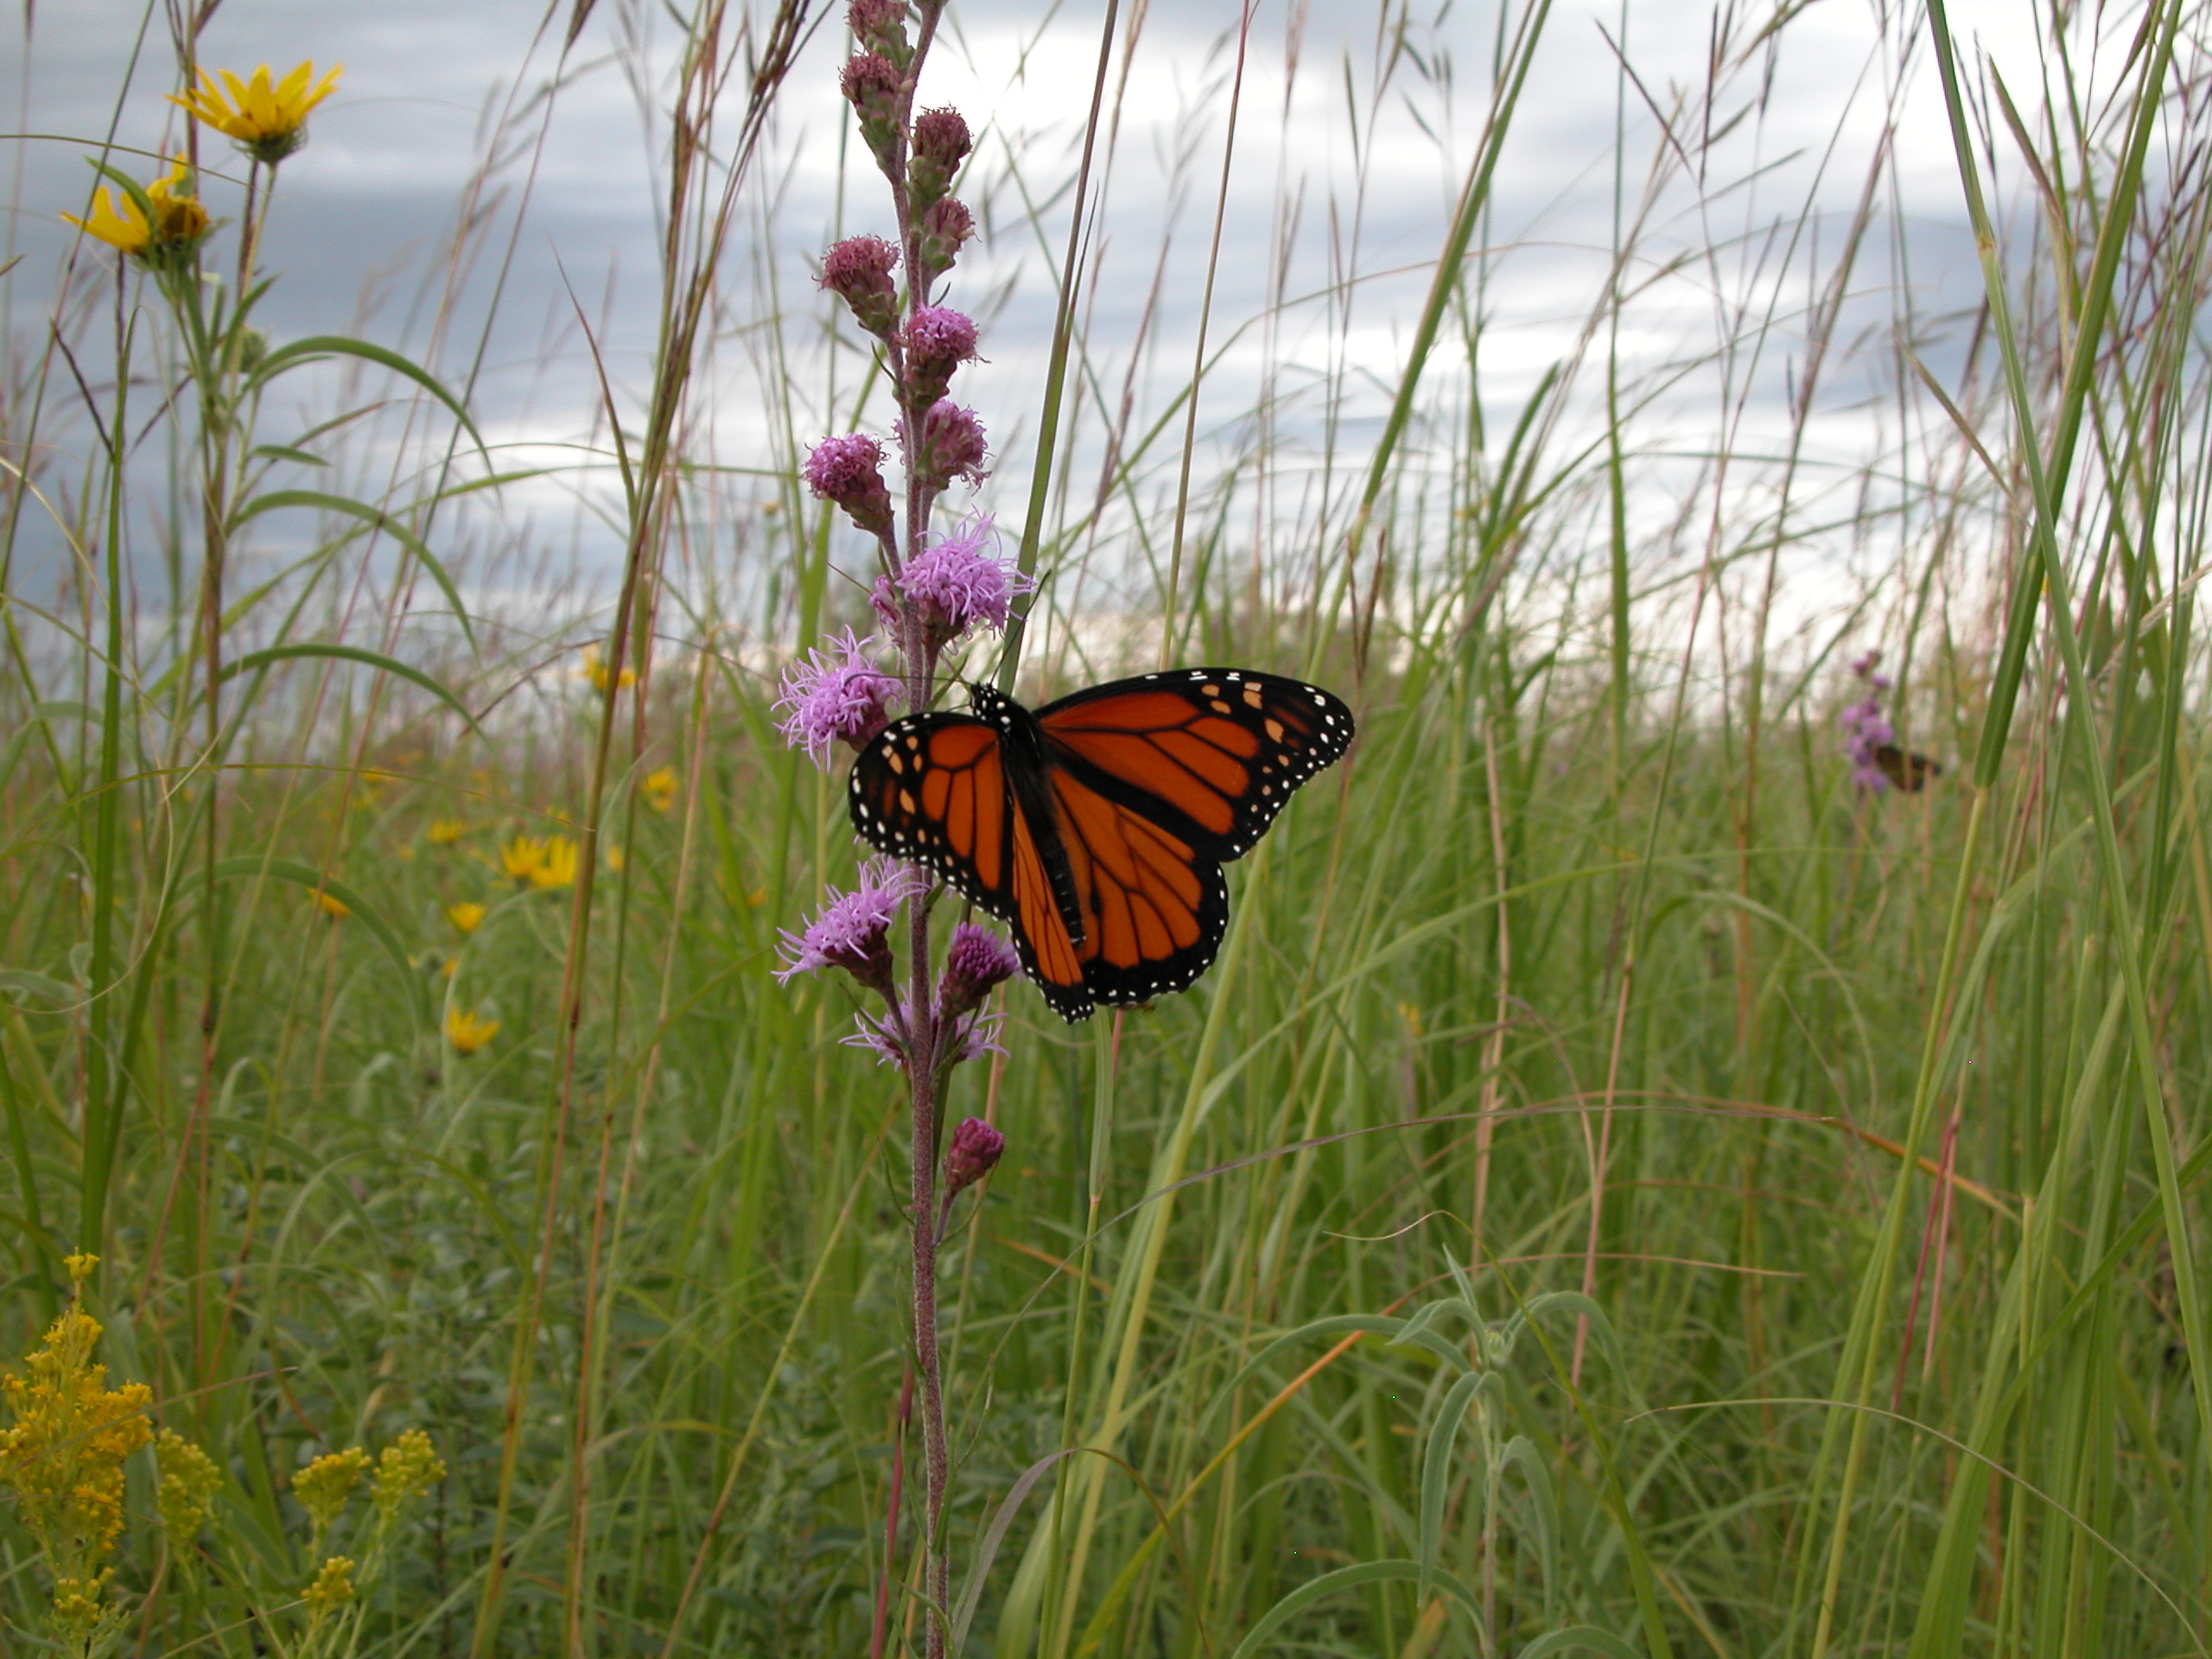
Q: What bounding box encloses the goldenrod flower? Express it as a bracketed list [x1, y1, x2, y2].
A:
[293, 1446, 368, 1538]
[156, 1429, 221, 1542]
[169, 61, 342, 165]
[0, 1255, 153, 1638]
[427, 817, 467, 845]
[445, 901, 486, 934]
[445, 1007, 499, 1055]
[315, 890, 350, 918]
[642, 766, 678, 814]
[302, 1554, 356, 1613]
[62, 153, 209, 264]
[371, 1427, 446, 1520]
[582, 644, 635, 692]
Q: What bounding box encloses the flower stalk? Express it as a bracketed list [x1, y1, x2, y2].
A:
[775, 6, 1021, 1649]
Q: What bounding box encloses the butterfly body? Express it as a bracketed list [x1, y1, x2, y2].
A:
[1874, 745, 1941, 791]
[849, 668, 1355, 1021]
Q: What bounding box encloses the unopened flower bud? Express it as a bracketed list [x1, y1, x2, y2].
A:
[913, 195, 975, 289]
[900, 304, 979, 404]
[940, 921, 1019, 1014]
[899, 399, 989, 492]
[821, 234, 901, 338]
[908, 106, 971, 205]
[944, 1116, 1005, 1194]
[849, 0, 912, 63]
[804, 433, 895, 534]
[842, 53, 907, 170]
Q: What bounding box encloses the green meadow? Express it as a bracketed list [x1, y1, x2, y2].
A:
[3, 0, 2209, 1653]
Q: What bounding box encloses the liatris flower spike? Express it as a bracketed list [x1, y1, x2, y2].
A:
[1840, 649, 1897, 792]
[777, 858, 928, 998]
[849, 0, 913, 67]
[804, 433, 896, 535]
[908, 106, 971, 206]
[842, 51, 907, 168]
[776, 629, 901, 762]
[913, 195, 975, 289]
[944, 1116, 1004, 1196]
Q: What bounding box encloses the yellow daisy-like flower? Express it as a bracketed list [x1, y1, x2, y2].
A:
[582, 644, 635, 692]
[315, 890, 350, 918]
[427, 818, 467, 846]
[445, 901, 486, 934]
[445, 1007, 499, 1055]
[641, 766, 678, 814]
[168, 61, 343, 165]
[62, 153, 209, 264]
[499, 836, 545, 885]
[532, 836, 578, 889]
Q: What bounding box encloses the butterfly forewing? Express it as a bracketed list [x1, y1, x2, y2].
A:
[1037, 669, 1355, 861]
[845, 667, 1355, 1023]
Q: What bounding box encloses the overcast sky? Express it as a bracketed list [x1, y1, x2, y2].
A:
[4, 0, 2080, 666]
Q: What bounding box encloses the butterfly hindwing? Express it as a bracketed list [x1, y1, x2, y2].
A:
[845, 668, 1355, 1023]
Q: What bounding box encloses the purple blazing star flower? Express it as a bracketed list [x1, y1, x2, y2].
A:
[908, 105, 971, 205]
[899, 399, 988, 492]
[901, 304, 979, 403]
[843, 1013, 911, 1067]
[874, 515, 1033, 646]
[946, 1011, 1007, 1065]
[777, 856, 928, 995]
[820, 235, 900, 337]
[944, 1116, 1005, 1194]
[914, 195, 976, 287]
[776, 628, 900, 763]
[1840, 692, 1897, 794]
[804, 433, 896, 534]
[940, 921, 1019, 1014]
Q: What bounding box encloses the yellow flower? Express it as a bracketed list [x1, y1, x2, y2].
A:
[440, 957, 459, 980]
[302, 1554, 355, 1613]
[315, 890, 350, 918]
[445, 901, 486, 934]
[641, 766, 678, 814]
[168, 61, 343, 164]
[156, 1430, 221, 1542]
[0, 1255, 153, 1634]
[371, 1428, 446, 1520]
[582, 644, 636, 692]
[62, 153, 209, 263]
[605, 844, 626, 873]
[445, 1007, 499, 1055]
[293, 1446, 368, 1538]
[427, 818, 467, 845]
[531, 836, 578, 889]
[499, 836, 546, 885]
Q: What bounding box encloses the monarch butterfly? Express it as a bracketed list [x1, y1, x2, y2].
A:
[1874, 744, 1941, 792]
[849, 668, 1355, 1021]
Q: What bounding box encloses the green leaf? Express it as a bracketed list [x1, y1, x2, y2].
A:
[207, 858, 426, 1025]
[1516, 1628, 1643, 1659]
[1227, 1560, 1484, 1659]
[250, 444, 328, 467]
[245, 334, 487, 457]
[231, 489, 475, 647]
[216, 643, 484, 741]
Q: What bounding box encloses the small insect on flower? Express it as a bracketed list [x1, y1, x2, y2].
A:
[427, 817, 468, 845]
[62, 153, 210, 265]
[445, 1007, 499, 1055]
[168, 60, 343, 164]
[446, 901, 486, 935]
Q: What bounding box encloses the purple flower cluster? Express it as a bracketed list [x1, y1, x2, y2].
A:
[939, 921, 1019, 1014]
[776, 856, 929, 995]
[820, 234, 901, 338]
[901, 305, 980, 404]
[1840, 648, 1897, 792]
[805, 433, 895, 534]
[944, 1116, 1005, 1194]
[899, 399, 988, 492]
[873, 514, 1032, 646]
[775, 628, 900, 762]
